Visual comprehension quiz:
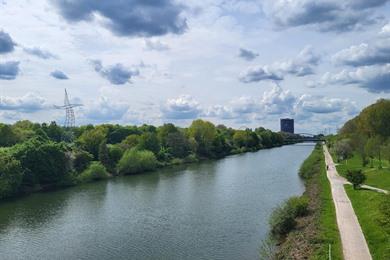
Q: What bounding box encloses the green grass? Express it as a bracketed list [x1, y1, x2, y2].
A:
[345, 186, 390, 259]
[312, 147, 343, 260]
[335, 153, 390, 191]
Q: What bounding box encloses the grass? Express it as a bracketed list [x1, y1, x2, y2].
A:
[332, 150, 390, 259]
[312, 146, 342, 260]
[272, 144, 342, 259]
[345, 186, 390, 259]
[335, 153, 390, 191]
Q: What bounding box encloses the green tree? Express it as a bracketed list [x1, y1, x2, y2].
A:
[77, 126, 108, 159]
[11, 138, 72, 187]
[120, 134, 140, 150]
[0, 124, 18, 147]
[73, 149, 93, 173]
[0, 153, 23, 199]
[138, 132, 160, 155]
[188, 119, 217, 157]
[346, 169, 366, 189]
[333, 139, 353, 162]
[165, 131, 191, 158]
[98, 140, 110, 170]
[365, 136, 383, 168]
[118, 148, 158, 175]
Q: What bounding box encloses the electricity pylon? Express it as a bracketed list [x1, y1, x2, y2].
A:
[55, 89, 82, 128]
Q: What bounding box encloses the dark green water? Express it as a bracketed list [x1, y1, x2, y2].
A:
[0, 144, 314, 260]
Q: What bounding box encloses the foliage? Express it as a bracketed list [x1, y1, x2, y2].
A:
[188, 119, 217, 157]
[137, 132, 160, 155]
[98, 140, 110, 170]
[0, 123, 19, 147]
[77, 126, 108, 159]
[332, 139, 353, 162]
[73, 149, 93, 173]
[118, 148, 158, 175]
[78, 161, 109, 183]
[0, 153, 23, 199]
[299, 144, 322, 179]
[10, 138, 72, 187]
[346, 169, 366, 189]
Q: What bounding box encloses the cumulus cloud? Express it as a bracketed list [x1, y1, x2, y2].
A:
[144, 39, 170, 51]
[91, 60, 140, 85]
[0, 30, 16, 54]
[0, 61, 20, 80]
[239, 66, 283, 83]
[260, 85, 297, 114]
[322, 64, 390, 93]
[52, 0, 187, 37]
[24, 47, 57, 59]
[380, 22, 390, 37]
[0, 93, 47, 112]
[162, 95, 202, 119]
[50, 70, 69, 80]
[332, 42, 390, 67]
[240, 46, 320, 83]
[83, 96, 129, 122]
[238, 48, 259, 61]
[263, 0, 387, 32]
[296, 94, 357, 114]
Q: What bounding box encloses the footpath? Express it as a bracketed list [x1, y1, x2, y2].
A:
[323, 145, 372, 260]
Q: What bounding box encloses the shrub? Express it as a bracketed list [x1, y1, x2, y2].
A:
[73, 150, 93, 173]
[346, 169, 366, 189]
[183, 153, 198, 163]
[118, 148, 157, 175]
[299, 145, 321, 179]
[78, 162, 109, 183]
[269, 196, 309, 238]
[286, 196, 309, 217]
[270, 204, 296, 238]
[0, 153, 23, 199]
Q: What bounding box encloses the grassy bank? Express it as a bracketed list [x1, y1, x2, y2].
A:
[266, 144, 342, 259]
[334, 153, 390, 259]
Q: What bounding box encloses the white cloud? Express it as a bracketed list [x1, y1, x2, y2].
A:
[161, 95, 202, 119]
[0, 93, 48, 112]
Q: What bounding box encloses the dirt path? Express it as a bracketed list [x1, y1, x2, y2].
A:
[323, 145, 372, 260]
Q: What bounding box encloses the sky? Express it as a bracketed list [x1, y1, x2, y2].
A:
[0, 0, 390, 134]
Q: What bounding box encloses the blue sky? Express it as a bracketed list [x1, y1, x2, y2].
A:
[0, 0, 389, 133]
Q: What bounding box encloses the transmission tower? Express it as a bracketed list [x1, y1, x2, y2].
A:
[55, 89, 82, 128]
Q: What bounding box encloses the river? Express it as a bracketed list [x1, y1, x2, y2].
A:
[0, 143, 314, 260]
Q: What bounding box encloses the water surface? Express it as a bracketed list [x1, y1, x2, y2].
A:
[0, 144, 314, 260]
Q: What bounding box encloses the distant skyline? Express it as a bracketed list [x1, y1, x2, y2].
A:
[1, 0, 390, 133]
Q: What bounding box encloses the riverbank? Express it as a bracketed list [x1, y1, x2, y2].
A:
[0, 143, 312, 260]
[332, 152, 390, 259]
[266, 143, 342, 259]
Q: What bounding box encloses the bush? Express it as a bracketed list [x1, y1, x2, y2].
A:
[299, 145, 321, 179]
[346, 169, 366, 189]
[269, 196, 309, 238]
[78, 162, 109, 183]
[73, 150, 93, 173]
[286, 196, 310, 217]
[0, 153, 23, 199]
[270, 204, 296, 238]
[118, 148, 158, 175]
[183, 153, 198, 163]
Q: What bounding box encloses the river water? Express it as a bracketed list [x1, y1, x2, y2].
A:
[0, 143, 314, 260]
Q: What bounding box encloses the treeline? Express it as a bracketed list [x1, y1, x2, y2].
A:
[0, 119, 287, 200]
[330, 99, 390, 166]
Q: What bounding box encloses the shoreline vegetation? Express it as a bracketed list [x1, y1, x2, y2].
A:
[328, 99, 390, 259]
[262, 143, 342, 259]
[0, 119, 300, 201]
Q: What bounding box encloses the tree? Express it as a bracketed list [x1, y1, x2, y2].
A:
[77, 126, 108, 159]
[0, 153, 23, 199]
[188, 119, 217, 157]
[77, 162, 109, 183]
[73, 149, 93, 173]
[118, 148, 157, 175]
[165, 131, 191, 158]
[98, 140, 110, 170]
[333, 139, 353, 162]
[138, 132, 160, 155]
[365, 136, 383, 168]
[120, 134, 140, 150]
[157, 123, 178, 147]
[11, 138, 72, 187]
[0, 124, 18, 147]
[346, 169, 366, 189]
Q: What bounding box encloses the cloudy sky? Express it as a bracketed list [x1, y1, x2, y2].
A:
[1, 0, 390, 133]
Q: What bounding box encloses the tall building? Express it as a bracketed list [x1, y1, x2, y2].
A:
[280, 118, 294, 134]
